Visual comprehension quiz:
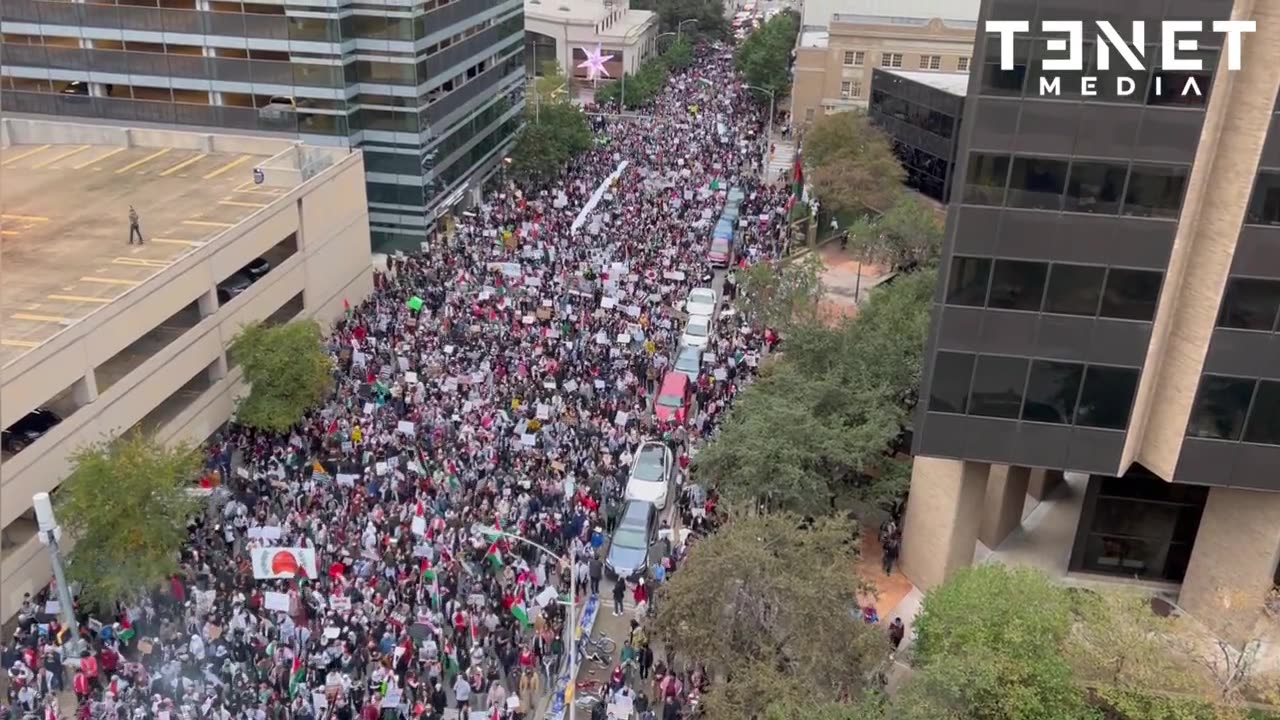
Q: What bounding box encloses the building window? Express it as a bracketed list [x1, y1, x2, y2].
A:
[1022, 360, 1084, 424]
[919, 54, 941, 70]
[1064, 161, 1126, 214]
[945, 256, 992, 306]
[1122, 164, 1189, 219]
[1007, 156, 1068, 211]
[840, 81, 853, 99]
[1074, 366, 1140, 429]
[969, 355, 1029, 419]
[843, 50, 864, 66]
[1246, 171, 1280, 226]
[988, 259, 1048, 311]
[1244, 380, 1280, 445]
[1044, 263, 1105, 317]
[1218, 277, 1280, 331]
[881, 52, 903, 68]
[1099, 268, 1162, 321]
[1188, 375, 1256, 440]
[804, 108, 816, 122]
[963, 153, 1010, 206]
[928, 351, 975, 414]
[957, 56, 970, 72]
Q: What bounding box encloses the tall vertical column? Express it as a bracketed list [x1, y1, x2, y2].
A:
[901, 457, 990, 590]
[1028, 468, 1064, 501]
[1179, 487, 1280, 645]
[980, 465, 1030, 549]
[73, 369, 99, 406]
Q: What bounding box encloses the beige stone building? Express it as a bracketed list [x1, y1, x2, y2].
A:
[791, 0, 978, 126]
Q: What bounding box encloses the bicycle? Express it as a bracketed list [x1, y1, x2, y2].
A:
[582, 630, 616, 656]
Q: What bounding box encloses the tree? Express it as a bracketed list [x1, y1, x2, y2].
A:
[595, 56, 670, 110]
[732, 253, 824, 332]
[805, 112, 904, 215]
[632, 0, 729, 40]
[56, 431, 201, 607]
[229, 319, 333, 431]
[662, 35, 694, 71]
[845, 194, 944, 271]
[734, 11, 798, 97]
[654, 513, 883, 720]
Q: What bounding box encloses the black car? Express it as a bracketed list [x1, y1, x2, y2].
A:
[2, 408, 62, 453]
[605, 500, 658, 579]
[216, 272, 254, 304]
[241, 257, 271, 280]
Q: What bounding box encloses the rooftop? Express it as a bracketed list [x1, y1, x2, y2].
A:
[525, 0, 656, 36]
[800, 29, 830, 48]
[883, 69, 971, 95]
[0, 119, 337, 365]
[802, 0, 979, 28]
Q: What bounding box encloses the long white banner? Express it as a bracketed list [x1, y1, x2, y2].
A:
[251, 547, 319, 580]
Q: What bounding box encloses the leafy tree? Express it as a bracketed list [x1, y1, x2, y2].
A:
[845, 194, 944, 271]
[662, 36, 694, 71]
[734, 11, 798, 97]
[732, 253, 823, 332]
[57, 431, 201, 607]
[596, 56, 670, 110]
[632, 0, 729, 40]
[654, 513, 883, 720]
[533, 60, 570, 102]
[805, 112, 904, 215]
[509, 98, 592, 182]
[229, 319, 333, 431]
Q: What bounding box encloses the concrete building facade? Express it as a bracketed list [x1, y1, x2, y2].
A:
[904, 0, 1280, 640]
[0, 0, 527, 250]
[0, 119, 375, 621]
[791, 0, 977, 125]
[524, 0, 658, 82]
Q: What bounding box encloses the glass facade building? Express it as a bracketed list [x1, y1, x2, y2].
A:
[867, 68, 965, 204]
[0, 0, 526, 250]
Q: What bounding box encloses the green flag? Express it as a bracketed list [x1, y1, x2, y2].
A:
[407, 296, 424, 312]
[484, 541, 503, 570]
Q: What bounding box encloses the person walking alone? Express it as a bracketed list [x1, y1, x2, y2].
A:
[128, 205, 144, 245]
[612, 577, 626, 617]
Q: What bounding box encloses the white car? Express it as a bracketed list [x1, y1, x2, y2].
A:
[685, 287, 717, 317]
[681, 314, 713, 350]
[625, 441, 675, 509]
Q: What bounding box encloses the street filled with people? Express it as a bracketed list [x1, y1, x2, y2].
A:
[2, 40, 795, 720]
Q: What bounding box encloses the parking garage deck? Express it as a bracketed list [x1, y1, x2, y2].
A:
[0, 139, 291, 364]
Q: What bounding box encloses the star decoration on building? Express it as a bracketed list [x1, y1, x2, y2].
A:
[577, 44, 616, 81]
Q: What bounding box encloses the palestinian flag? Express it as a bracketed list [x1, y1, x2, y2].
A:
[791, 152, 804, 199]
[484, 541, 503, 570]
[510, 590, 532, 628]
[288, 654, 305, 698]
[343, 298, 351, 319]
[442, 645, 459, 675]
[116, 627, 136, 644]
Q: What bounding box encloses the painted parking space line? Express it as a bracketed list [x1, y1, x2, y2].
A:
[1, 214, 49, 222]
[1, 145, 51, 166]
[73, 147, 126, 170]
[182, 220, 235, 228]
[112, 257, 172, 267]
[32, 145, 91, 169]
[160, 153, 208, 177]
[115, 148, 171, 174]
[218, 199, 268, 208]
[0, 338, 39, 348]
[48, 294, 113, 304]
[203, 154, 252, 179]
[79, 276, 142, 286]
[149, 237, 203, 246]
[0, 230, 18, 236]
[11, 312, 70, 323]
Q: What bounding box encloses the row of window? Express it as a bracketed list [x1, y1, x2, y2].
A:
[840, 51, 969, 72]
[839, 80, 862, 99]
[1188, 375, 1280, 446]
[1247, 172, 1280, 226]
[929, 352, 1140, 430]
[963, 153, 1189, 219]
[869, 88, 957, 140]
[1218, 277, 1280, 332]
[946, 256, 1163, 321]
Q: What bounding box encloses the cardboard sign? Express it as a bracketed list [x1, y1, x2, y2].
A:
[263, 591, 291, 612]
[251, 547, 318, 579]
[396, 420, 416, 436]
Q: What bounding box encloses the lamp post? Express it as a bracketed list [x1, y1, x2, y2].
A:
[743, 84, 776, 174]
[473, 526, 578, 720]
[677, 18, 698, 40]
[33, 492, 84, 660]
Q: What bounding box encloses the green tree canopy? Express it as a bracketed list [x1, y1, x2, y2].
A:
[595, 55, 671, 110]
[805, 111, 904, 215]
[732, 253, 824, 333]
[734, 11, 798, 97]
[845, 194, 944, 271]
[56, 431, 201, 608]
[229, 318, 333, 431]
[654, 513, 882, 720]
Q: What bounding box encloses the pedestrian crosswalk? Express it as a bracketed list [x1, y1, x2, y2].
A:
[767, 140, 796, 185]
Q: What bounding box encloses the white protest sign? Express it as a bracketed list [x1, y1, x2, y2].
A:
[396, 420, 416, 436]
[336, 473, 358, 487]
[411, 515, 427, 536]
[263, 591, 291, 613]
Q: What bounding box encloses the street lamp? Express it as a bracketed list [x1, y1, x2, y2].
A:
[33, 492, 84, 660]
[743, 84, 777, 172]
[677, 18, 698, 40]
[472, 525, 579, 720]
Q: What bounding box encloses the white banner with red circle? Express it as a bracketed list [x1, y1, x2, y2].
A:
[251, 547, 319, 580]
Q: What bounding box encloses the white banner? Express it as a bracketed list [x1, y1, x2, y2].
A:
[251, 547, 319, 580]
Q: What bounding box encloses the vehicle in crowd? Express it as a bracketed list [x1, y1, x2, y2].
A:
[673, 345, 705, 382]
[685, 287, 718, 317]
[707, 235, 733, 268]
[681, 313, 714, 350]
[626, 441, 676, 509]
[216, 272, 255, 304]
[721, 203, 741, 224]
[2, 408, 63, 453]
[726, 186, 746, 209]
[654, 371, 693, 424]
[605, 499, 659, 579]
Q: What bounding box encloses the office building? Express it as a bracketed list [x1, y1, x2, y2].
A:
[0, 0, 527, 250]
[903, 0, 1280, 641]
[0, 119, 374, 620]
[791, 0, 977, 124]
[525, 0, 658, 81]
[867, 68, 966, 204]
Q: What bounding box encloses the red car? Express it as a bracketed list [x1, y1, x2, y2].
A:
[654, 372, 692, 424]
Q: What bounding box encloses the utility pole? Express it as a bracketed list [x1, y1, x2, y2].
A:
[33, 492, 84, 660]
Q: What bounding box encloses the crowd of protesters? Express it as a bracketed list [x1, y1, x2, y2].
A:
[2, 41, 794, 720]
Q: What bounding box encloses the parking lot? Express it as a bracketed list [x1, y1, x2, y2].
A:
[0, 142, 286, 364]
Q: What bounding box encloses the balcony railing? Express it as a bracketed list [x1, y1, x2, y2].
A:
[1, 45, 343, 88]
[0, 91, 301, 133]
[1, 0, 336, 42]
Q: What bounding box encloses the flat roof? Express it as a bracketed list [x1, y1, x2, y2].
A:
[800, 30, 830, 48]
[883, 69, 970, 95]
[803, 0, 979, 27]
[525, 0, 655, 34]
[0, 141, 288, 365]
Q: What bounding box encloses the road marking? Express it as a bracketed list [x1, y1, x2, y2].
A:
[0, 338, 39, 348]
[1, 214, 49, 222]
[115, 147, 171, 174]
[11, 312, 69, 323]
[149, 237, 203, 246]
[0, 230, 18, 236]
[182, 219, 235, 228]
[1, 145, 51, 166]
[48, 294, 112, 304]
[112, 257, 171, 267]
[159, 152, 208, 177]
[218, 199, 268, 208]
[73, 146, 126, 169]
[32, 145, 91, 169]
[203, 154, 252, 179]
[79, 276, 142, 286]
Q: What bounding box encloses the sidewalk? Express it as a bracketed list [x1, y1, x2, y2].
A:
[817, 244, 893, 321]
